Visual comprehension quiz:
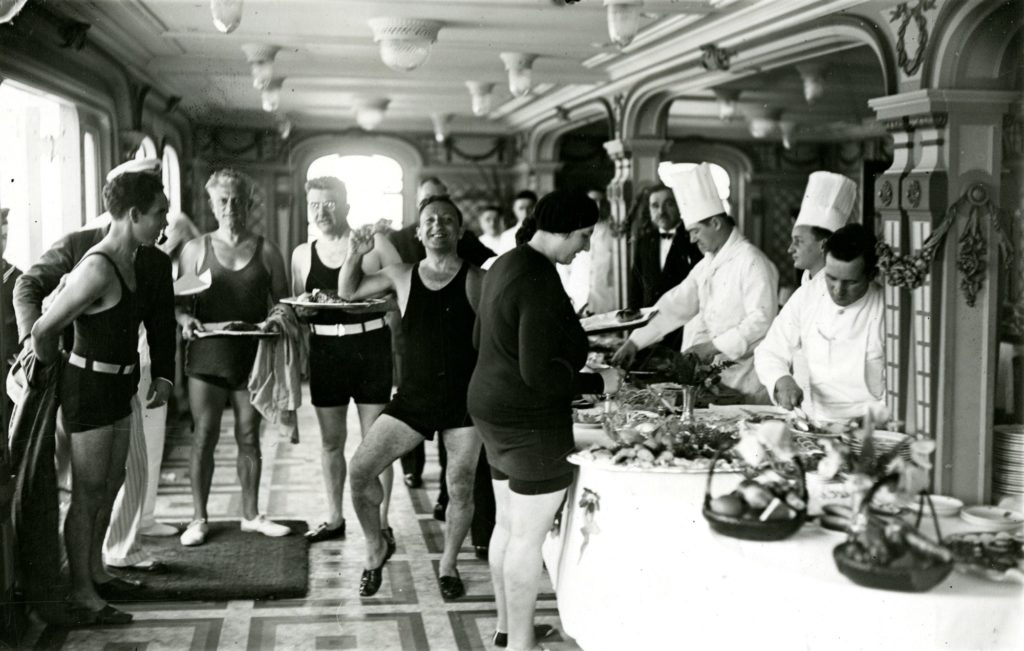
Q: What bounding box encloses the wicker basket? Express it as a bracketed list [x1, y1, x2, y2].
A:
[702, 447, 808, 541]
[833, 481, 954, 592]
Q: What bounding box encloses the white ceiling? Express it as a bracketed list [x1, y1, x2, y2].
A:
[56, 0, 888, 140]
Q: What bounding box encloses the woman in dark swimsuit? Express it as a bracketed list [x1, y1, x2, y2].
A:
[175, 169, 291, 547]
[32, 171, 168, 625]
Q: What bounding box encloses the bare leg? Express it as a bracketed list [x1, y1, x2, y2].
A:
[490, 477, 512, 634]
[187, 378, 227, 521]
[348, 415, 421, 569]
[505, 489, 566, 651]
[66, 420, 130, 610]
[313, 405, 348, 527]
[355, 402, 390, 527]
[229, 389, 263, 520]
[438, 426, 482, 578]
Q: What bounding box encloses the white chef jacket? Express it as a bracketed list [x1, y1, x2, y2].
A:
[629, 228, 779, 399]
[754, 275, 885, 421]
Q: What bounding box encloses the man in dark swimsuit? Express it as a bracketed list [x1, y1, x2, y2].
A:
[176, 169, 291, 546]
[341, 195, 483, 600]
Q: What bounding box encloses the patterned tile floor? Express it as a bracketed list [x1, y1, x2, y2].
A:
[25, 390, 581, 650]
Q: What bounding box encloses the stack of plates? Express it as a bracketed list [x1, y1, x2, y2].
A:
[843, 430, 913, 463]
[993, 425, 1024, 496]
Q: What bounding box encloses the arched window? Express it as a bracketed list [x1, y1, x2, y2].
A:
[162, 144, 182, 215]
[662, 161, 732, 214]
[305, 154, 403, 240]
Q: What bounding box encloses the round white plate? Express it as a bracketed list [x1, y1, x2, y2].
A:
[281, 296, 388, 310]
[906, 494, 963, 517]
[960, 505, 1024, 530]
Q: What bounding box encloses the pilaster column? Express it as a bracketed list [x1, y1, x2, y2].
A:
[514, 160, 562, 195]
[871, 89, 1019, 502]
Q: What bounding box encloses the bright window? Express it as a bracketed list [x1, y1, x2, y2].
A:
[162, 144, 182, 215]
[664, 161, 732, 214]
[0, 80, 82, 270]
[135, 136, 158, 160]
[305, 154, 403, 240]
[82, 131, 99, 220]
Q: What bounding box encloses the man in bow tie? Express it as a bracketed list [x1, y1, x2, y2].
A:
[628, 183, 702, 350]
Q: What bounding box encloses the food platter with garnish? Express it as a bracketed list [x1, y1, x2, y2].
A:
[281, 288, 390, 312]
[580, 307, 657, 334]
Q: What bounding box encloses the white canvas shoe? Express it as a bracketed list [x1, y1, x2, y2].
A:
[240, 514, 290, 537]
[180, 519, 209, 546]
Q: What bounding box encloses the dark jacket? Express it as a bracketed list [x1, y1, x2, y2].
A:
[13, 227, 176, 382]
[388, 224, 496, 267]
[629, 227, 702, 350]
[2, 259, 22, 364]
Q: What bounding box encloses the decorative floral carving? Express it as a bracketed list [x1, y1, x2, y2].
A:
[877, 183, 1015, 307]
[878, 180, 894, 207]
[700, 44, 733, 71]
[906, 179, 922, 208]
[889, 0, 937, 76]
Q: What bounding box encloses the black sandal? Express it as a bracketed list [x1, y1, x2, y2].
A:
[493, 624, 556, 648]
[67, 601, 134, 626]
[438, 569, 465, 599]
[358, 539, 395, 597]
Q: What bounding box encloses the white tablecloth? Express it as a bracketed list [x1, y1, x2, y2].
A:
[544, 428, 1024, 651]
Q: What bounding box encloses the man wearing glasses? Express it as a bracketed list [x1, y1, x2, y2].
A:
[754, 223, 886, 421]
[290, 176, 402, 545]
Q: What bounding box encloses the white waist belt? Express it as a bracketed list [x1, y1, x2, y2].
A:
[68, 352, 136, 375]
[309, 318, 386, 337]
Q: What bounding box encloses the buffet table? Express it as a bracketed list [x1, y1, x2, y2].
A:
[542, 418, 1024, 651]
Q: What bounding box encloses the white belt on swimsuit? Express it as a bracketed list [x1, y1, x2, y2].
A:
[309, 317, 386, 337]
[68, 352, 136, 375]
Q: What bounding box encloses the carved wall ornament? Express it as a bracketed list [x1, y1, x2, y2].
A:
[1003, 112, 1024, 158]
[700, 44, 734, 72]
[878, 180, 894, 206]
[908, 112, 948, 130]
[889, 0, 937, 76]
[906, 179, 922, 207]
[877, 182, 1014, 306]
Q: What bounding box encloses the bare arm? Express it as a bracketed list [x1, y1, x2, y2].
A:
[31, 257, 111, 364]
[290, 243, 310, 296]
[175, 238, 205, 338]
[363, 233, 402, 271]
[261, 239, 290, 302]
[338, 235, 396, 300]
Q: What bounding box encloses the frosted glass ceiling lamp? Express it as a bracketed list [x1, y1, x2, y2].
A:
[779, 120, 797, 150]
[368, 17, 442, 72]
[210, 0, 243, 34]
[355, 98, 389, 131]
[431, 112, 453, 144]
[242, 44, 281, 90]
[605, 0, 643, 48]
[713, 88, 740, 121]
[276, 116, 293, 140]
[500, 53, 537, 98]
[260, 77, 284, 113]
[466, 81, 495, 117]
[796, 63, 826, 104]
[0, 0, 29, 24]
[747, 107, 781, 139]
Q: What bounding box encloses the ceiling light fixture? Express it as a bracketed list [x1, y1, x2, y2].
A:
[210, 0, 243, 34]
[431, 112, 453, 144]
[0, 0, 29, 24]
[260, 77, 284, 113]
[354, 97, 389, 131]
[500, 53, 538, 98]
[604, 0, 643, 48]
[779, 120, 797, 149]
[276, 115, 293, 140]
[713, 88, 740, 121]
[747, 106, 781, 139]
[796, 63, 826, 104]
[242, 44, 281, 90]
[368, 17, 442, 72]
[465, 81, 495, 117]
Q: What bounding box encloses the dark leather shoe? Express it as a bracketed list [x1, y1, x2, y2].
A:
[111, 559, 166, 573]
[358, 541, 395, 597]
[381, 527, 396, 556]
[438, 571, 464, 599]
[473, 545, 489, 561]
[305, 520, 345, 543]
[94, 577, 145, 602]
[493, 624, 556, 648]
[433, 503, 446, 522]
[68, 602, 134, 626]
[403, 473, 422, 488]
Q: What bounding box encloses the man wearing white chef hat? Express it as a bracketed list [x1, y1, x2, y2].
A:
[754, 222, 885, 421]
[613, 162, 779, 402]
[789, 171, 857, 286]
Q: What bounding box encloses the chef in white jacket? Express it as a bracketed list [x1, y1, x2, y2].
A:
[789, 172, 858, 287]
[613, 162, 779, 402]
[754, 223, 885, 420]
